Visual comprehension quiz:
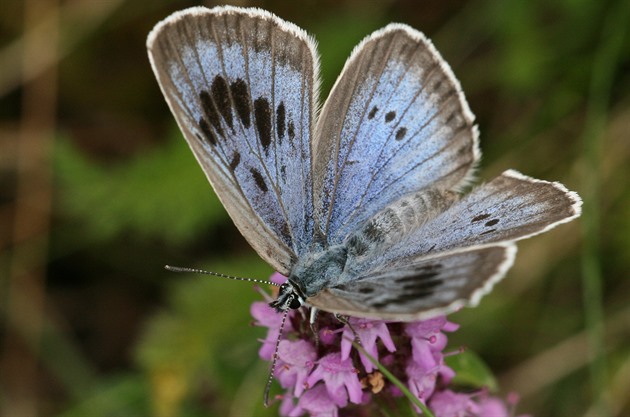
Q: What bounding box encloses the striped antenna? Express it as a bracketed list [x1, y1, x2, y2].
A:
[263, 308, 289, 407]
[164, 265, 281, 287]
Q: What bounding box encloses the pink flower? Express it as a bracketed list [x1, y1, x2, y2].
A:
[279, 394, 304, 417]
[276, 340, 317, 397]
[340, 317, 396, 372]
[270, 271, 288, 285]
[250, 301, 293, 360]
[478, 392, 532, 417]
[478, 396, 509, 417]
[406, 316, 458, 371]
[297, 384, 339, 417]
[252, 273, 530, 417]
[429, 390, 481, 417]
[318, 326, 339, 345]
[406, 358, 439, 401]
[306, 352, 363, 407]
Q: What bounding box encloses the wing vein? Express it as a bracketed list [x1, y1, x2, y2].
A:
[322, 33, 399, 237]
[334, 40, 435, 236]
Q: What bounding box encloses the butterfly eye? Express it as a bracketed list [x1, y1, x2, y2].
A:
[288, 296, 302, 310]
[278, 282, 291, 295]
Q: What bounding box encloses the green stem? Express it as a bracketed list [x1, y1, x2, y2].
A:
[351, 339, 436, 417]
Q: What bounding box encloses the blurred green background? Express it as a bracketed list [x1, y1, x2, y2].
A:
[1, 0, 629, 416]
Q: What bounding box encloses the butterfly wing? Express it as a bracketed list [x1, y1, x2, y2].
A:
[307, 170, 580, 319]
[147, 7, 320, 273]
[350, 170, 582, 275]
[307, 244, 516, 320]
[313, 24, 479, 245]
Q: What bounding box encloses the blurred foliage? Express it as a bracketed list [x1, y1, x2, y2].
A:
[55, 128, 227, 245]
[1, 0, 629, 416]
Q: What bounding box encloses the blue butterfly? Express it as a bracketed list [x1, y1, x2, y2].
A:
[147, 6, 581, 321]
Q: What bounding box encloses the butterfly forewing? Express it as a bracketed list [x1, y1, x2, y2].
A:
[147, 6, 319, 273]
[307, 244, 516, 320]
[313, 24, 479, 245]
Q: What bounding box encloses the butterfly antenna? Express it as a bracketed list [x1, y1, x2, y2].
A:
[164, 265, 280, 286]
[263, 309, 289, 407]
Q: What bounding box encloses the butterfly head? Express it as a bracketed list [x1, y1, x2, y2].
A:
[269, 280, 306, 312]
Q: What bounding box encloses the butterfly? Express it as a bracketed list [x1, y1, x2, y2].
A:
[147, 6, 581, 322]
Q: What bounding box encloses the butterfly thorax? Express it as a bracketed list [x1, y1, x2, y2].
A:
[269, 245, 349, 312]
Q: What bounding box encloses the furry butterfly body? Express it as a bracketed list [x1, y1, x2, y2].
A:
[147, 6, 581, 321]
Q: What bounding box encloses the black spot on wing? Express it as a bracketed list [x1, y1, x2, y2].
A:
[358, 287, 374, 294]
[250, 167, 268, 192]
[395, 264, 442, 284]
[370, 288, 437, 309]
[385, 111, 396, 123]
[368, 106, 378, 119]
[396, 270, 440, 284]
[480, 229, 496, 236]
[485, 219, 499, 227]
[418, 263, 442, 272]
[254, 97, 272, 151]
[443, 88, 457, 102]
[200, 90, 224, 138]
[402, 278, 443, 292]
[288, 121, 295, 141]
[198, 119, 217, 146]
[276, 102, 286, 140]
[392, 290, 436, 302]
[210, 76, 233, 130]
[229, 151, 240, 172]
[230, 78, 251, 128]
[471, 213, 491, 223]
[395, 127, 407, 141]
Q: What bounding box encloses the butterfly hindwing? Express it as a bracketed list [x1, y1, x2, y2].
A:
[147, 7, 320, 273]
[313, 24, 479, 245]
[307, 244, 516, 320]
[351, 170, 582, 274]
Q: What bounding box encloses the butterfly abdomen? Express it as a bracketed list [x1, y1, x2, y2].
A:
[346, 189, 457, 258]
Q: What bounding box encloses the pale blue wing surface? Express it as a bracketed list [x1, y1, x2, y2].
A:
[147, 7, 319, 273]
[308, 244, 516, 320]
[348, 170, 582, 275]
[313, 24, 479, 245]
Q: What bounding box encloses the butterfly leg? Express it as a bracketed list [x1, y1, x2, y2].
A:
[335, 314, 362, 347]
[309, 308, 320, 347]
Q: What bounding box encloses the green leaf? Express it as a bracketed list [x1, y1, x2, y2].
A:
[445, 350, 498, 392]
